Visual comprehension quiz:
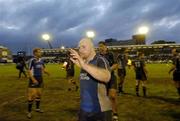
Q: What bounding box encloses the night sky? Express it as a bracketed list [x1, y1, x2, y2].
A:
[0, 0, 180, 54]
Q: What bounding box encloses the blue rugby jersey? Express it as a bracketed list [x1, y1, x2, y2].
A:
[103, 52, 115, 67]
[79, 54, 112, 113]
[132, 59, 145, 74]
[28, 58, 45, 77]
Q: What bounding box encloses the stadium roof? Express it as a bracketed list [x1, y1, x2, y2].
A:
[42, 43, 180, 52]
[0, 45, 7, 49]
[107, 43, 180, 50]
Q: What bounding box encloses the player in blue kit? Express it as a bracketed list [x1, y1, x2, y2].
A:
[116, 49, 128, 94]
[132, 52, 148, 97]
[65, 52, 78, 91]
[69, 38, 112, 121]
[27, 48, 49, 119]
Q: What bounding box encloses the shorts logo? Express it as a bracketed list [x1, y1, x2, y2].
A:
[36, 65, 42, 68]
[80, 73, 90, 80]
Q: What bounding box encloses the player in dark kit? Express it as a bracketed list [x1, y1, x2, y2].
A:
[65, 52, 78, 91]
[169, 48, 180, 99]
[16, 56, 27, 78]
[27, 48, 49, 119]
[116, 49, 128, 94]
[132, 52, 148, 97]
[98, 41, 119, 121]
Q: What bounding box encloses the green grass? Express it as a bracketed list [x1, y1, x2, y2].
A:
[0, 63, 179, 121]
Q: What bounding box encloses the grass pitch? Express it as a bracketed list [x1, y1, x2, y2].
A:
[0, 63, 179, 121]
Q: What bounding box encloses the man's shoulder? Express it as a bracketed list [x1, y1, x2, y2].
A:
[91, 54, 109, 66]
[28, 58, 37, 65]
[107, 51, 114, 57]
[29, 57, 36, 61]
[96, 54, 108, 62]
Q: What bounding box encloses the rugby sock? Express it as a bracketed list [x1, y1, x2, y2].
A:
[19, 72, 21, 78]
[113, 113, 118, 116]
[118, 84, 122, 93]
[136, 86, 139, 96]
[143, 86, 147, 97]
[28, 100, 33, 112]
[23, 71, 27, 77]
[35, 98, 41, 109]
[177, 87, 180, 96]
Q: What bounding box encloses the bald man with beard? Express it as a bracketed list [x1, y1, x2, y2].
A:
[69, 38, 112, 121]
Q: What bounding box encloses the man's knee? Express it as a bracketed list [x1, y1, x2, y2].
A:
[28, 93, 36, 101]
[109, 90, 117, 100]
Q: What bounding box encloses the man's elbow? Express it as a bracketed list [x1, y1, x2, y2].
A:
[104, 71, 111, 83]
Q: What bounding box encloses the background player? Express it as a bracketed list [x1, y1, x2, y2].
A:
[132, 52, 148, 97]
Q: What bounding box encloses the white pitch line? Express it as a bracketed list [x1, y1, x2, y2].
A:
[0, 96, 25, 107]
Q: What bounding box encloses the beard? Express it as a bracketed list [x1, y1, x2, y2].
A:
[80, 52, 88, 60]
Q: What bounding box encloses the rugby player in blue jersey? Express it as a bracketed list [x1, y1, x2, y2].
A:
[27, 48, 49, 119]
[69, 38, 112, 121]
[65, 52, 78, 91]
[132, 52, 148, 97]
[116, 49, 128, 94]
